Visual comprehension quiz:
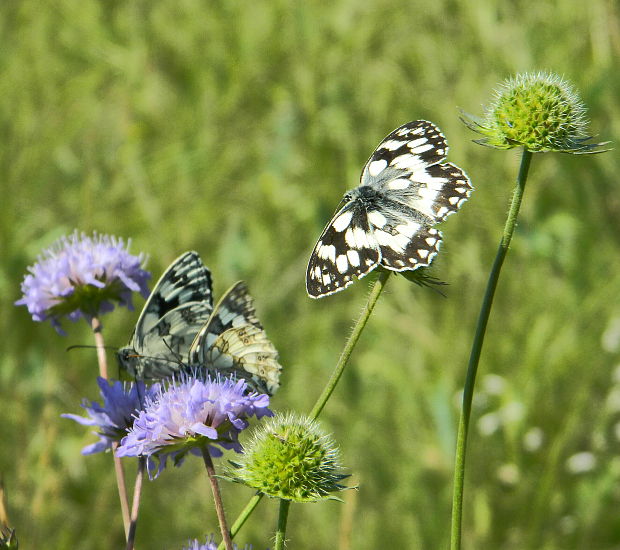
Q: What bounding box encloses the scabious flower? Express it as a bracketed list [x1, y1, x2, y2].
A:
[16, 230, 150, 333]
[461, 71, 607, 154]
[228, 412, 349, 502]
[182, 535, 256, 550]
[62, 377, 160, 454]
[116, 373, 272, 478]
[182, 535, 217, 550]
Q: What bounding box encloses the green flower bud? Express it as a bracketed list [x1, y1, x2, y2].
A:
[462, 71, 607, 154]
[228, 413, 349, 502]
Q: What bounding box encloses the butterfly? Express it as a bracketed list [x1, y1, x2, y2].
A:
[306, 120, 472, 298]
[117, 251, 281, 395]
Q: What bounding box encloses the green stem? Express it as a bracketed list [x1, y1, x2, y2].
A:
[274, 499, 291, 550]
[219, 270, 391, 548]
[450, 149, 533, 550]
[310, 269, 391, 420]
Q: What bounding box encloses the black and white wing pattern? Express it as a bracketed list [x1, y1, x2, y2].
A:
[188, 282, 282, 395]
[117, 251, 213, 378]
[306, 120, 472, 298]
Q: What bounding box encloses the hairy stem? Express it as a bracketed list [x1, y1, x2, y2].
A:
[274, 499, 291, 550]
[91, 317, 131, 538]
[216, 494, 263, 550]
[220, 270, 392, 547]
[202, 447, 233, 550]
[125, 457, 146, 550]
[91, 316, 109, 379]
[450, 149, 533, 550]
[310, 269, 391, 420]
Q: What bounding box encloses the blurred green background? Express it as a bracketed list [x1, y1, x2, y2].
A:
[2, 1, 619, 548]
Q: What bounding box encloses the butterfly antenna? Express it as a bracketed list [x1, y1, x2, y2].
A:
[66, 344, 118, 352]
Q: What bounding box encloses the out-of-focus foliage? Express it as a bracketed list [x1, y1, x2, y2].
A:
[1, 1, 618, 549]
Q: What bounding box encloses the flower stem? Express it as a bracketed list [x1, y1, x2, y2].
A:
[309, 269, 391, 420]
[218, 270, 391, 548]
[216, 494, 263, 550]
[91, 316, 109, 379]
[90, 317, 131, 539]
[274, 499, 291, 550]
[125, 457, 145, 550]
[450, 149, 533, 550]
[202, 446, 233, 550]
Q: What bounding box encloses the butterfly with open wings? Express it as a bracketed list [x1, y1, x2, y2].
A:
[306, 120, 473, 298]
[117, 251, 281, 395]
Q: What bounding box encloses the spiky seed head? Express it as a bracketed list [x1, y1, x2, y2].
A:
[228, 412, 349, 502]
[462, 71, 607, 154]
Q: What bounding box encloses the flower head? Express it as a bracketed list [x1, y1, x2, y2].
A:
[16, 230, 150, 333]
[228, 412, 349, 502]
[116, 373, 272, 478]
[182, 535, 217, 550]
[182, 535, 255, 550]
[462, 71, 607, 153]
[62, 377, 160, 454]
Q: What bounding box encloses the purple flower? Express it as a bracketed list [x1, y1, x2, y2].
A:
[182, 535, 217, 550]
[62, 377, 160, 454]
[16, 230, 150, 333]
[116, 373, 272, 478]
[182, 535, 256, 550]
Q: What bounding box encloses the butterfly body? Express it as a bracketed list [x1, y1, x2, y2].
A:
[306, 120, 472, 298]
[118, 252, 281, 394]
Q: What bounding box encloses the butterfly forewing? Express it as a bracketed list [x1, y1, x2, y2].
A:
[362, 120, 448, 180]
[118, 251, 214, 378]
[189, 282, 282, 395]
[134, 251, 213, 344]
[306, 120, 472, 298]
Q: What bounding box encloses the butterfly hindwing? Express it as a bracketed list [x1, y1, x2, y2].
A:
[189, 282, 282, 395]
[363, 198, 443, 271]
[306, 120, 472, 298]
[118, 251, 213, 378]
[204, 325, 281, 395]
[306, 201, 381, 298]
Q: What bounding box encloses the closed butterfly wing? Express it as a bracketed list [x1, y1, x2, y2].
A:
[118, 251, 213, 378]
[189, 281, 282, 395]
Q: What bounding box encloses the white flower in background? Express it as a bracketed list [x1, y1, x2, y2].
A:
[523, 427, 544, 452]
[566, 452, 596, 474]
[496, 463, 520, 485]
[481, 374, 507, 396]
[477, 412, 501, 437]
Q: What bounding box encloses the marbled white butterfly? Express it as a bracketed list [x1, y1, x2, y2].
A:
[118, 251, 282, 394]
[306, 120, 472, 298]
